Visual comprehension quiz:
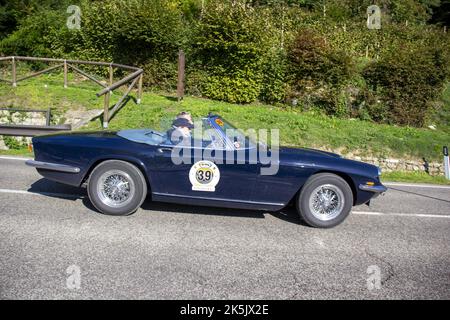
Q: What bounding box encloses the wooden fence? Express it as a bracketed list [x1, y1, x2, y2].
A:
[0, 56, 143, 128]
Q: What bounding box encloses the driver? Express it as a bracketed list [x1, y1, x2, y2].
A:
[176, 111, 193, 124]
[167, 117, 194, 145]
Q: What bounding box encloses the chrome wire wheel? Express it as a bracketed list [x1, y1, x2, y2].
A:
[308, 184, 345, 221]
[97, 170, 135, 208]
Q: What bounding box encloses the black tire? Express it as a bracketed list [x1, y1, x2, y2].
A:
[87, 160, 147, 216]
[296, 173, 353, 228]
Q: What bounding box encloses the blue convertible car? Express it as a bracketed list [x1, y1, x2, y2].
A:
[26, 114, 386, 228]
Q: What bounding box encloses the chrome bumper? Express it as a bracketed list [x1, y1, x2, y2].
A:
[25, 160, 80, 174]
[359, 184, 387, 193]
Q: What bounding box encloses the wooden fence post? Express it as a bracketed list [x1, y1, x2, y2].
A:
[177, 50, 185, 102]
[64, 60, 68, 88]
[12, 57, 16, 87]
[103, 91, 110, 129]
[46, 108, 51, 126]
[137, 74, 143, 104]
[109, 63, 113, 86]
[107, 63, 113, 117]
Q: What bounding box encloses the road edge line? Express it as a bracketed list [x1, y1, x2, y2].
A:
[353, 210, 450, 219]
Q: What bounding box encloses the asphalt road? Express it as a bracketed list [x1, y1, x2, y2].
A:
[0, 156, 449, 300]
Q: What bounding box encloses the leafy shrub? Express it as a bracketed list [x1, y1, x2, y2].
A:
[142, 58, 178, 92]
[203, 71, 262, 104]
[191, 0, 274, 103]
[287, 28, 355, 115]
[0, 9, 65, 57]
[185, 67, 208, 97]
[259, 49, 288, 103]
[363, 43, 449, 126]
[0, 0, 449, 128]
[3, 136, 27, 149]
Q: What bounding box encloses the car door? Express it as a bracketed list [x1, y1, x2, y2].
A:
[149, 119, 258, 203]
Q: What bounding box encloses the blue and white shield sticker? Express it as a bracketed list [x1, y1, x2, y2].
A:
[189, 160, 220, 192]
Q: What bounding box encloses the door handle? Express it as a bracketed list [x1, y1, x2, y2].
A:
[157, 147, 173, 153]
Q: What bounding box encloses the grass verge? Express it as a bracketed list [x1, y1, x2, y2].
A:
[381, 171, 450, 185]
[0, 73, 449, 163]
[1, 149, 448, 185]
[0, 148, 33, 158]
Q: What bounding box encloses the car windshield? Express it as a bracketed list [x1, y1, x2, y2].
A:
[212, 117, 256, 149]
[161, 116, 228, 149]
[155, 115, 257, 150]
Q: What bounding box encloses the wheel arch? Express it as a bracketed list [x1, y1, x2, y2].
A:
[296, 170, 357, 206]
[81, 156, 152, 192]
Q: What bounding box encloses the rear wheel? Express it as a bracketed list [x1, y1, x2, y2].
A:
[297, 173, 353, 228]
[87, 160, 147, 216]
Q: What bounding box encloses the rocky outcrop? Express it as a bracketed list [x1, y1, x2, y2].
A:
[63, 109, 103, 130]
[0, 109, 48, 126]
[0, 136, 7, 150]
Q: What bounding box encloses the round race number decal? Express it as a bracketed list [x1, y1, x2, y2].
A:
[189, 160, 220, 192]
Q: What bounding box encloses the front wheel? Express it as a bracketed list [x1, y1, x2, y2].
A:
[87, 160, 147, 216]
[297, 173, 353, 228]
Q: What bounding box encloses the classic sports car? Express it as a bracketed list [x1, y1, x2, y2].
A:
[26, 114, 386, 228]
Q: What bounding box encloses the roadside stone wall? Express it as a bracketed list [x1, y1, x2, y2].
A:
[0, 136, 7, 150]
[351, 156, 444, 176]
[0, 108, 103, 150]
[0, 109, 48, 126]
[0, 107, 447, 176]
[0, 109, 46, 148]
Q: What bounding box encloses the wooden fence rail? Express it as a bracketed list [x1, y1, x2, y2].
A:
[0, 56, 144, 128]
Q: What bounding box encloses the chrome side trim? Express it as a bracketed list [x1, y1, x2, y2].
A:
[152, 192, 285, 207]
[25, 160, 80, 173]
[359, 184, 387, 193]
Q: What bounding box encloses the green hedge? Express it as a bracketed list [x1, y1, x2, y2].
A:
[0, 0, 449, 127]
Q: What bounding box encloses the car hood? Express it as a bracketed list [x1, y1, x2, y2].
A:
[33, 130, 117, 139]
[278, 146, 341, 159]
[277, 146, 379, 178]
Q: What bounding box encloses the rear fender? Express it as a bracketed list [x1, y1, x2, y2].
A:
[82, 155, 152, 190]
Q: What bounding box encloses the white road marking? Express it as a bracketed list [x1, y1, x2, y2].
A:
[0, 157, 449, 188]
[353, 211, 450, 219]
[0, 156, 31, 161]
[384, 182, 450, 189]
[0, 188, 448, 219]
[0, 188, 82, 199]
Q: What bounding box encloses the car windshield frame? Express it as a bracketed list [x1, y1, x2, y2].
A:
[208, 115, 257, 151]
[157, 115, 256, 151]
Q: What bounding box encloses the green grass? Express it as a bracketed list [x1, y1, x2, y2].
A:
[2, 147, 448, 185]
[0, 72, 123, 114]
[433, 82, 450, 132]
[84, 93, 449, 162]
[0, 148, 33, 158]
[382, 171, 450, 185]
[1, 72, 449, 162]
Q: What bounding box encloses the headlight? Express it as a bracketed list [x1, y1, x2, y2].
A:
[377, 167, 382, 176]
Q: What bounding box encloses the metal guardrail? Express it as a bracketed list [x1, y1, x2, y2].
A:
[0, 56, 144, 128]
[0, 124, 71, 137]
[0, 107, 71, 136]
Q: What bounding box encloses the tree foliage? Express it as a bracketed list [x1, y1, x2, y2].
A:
[0, 0, 449, 126]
